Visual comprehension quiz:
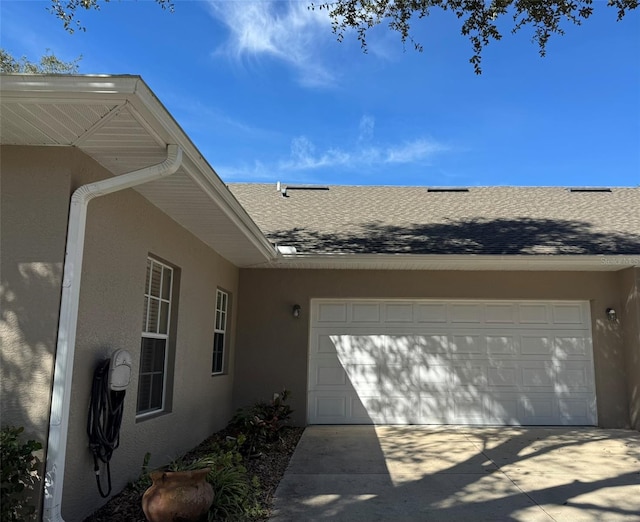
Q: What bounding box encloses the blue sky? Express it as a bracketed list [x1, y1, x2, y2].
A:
[1, 0, 639, 187]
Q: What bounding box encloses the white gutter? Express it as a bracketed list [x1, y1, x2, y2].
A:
[43, 144, 183, 522]
[262, 253, 640, 272]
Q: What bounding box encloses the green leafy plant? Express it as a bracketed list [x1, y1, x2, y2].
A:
[129, 452, 153, 494]
[0, 426, 43, 522]
[169, 443, 264, 521]
[228, 389, 293, 456]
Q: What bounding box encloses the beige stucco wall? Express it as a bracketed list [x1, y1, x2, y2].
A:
[1, 146, 83, 516]
[619, 267, 640, 430]
[1, 146, 240, 520]
[1, 147, 78, 435]
[234, 269, 633, 429]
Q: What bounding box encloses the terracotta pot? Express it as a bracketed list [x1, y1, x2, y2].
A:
[142, 468, 214, 522]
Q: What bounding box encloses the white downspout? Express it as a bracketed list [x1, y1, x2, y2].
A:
[43, 144, 183, 522]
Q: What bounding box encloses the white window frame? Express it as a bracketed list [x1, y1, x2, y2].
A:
[212, 289, 228, 375]
[137, 257, 173, 417]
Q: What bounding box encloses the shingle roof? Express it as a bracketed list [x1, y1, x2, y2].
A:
[228, 184, 640, 256]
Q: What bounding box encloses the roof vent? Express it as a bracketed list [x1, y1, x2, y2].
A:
[427, 187, 469, 193]
[276, 245, 297, 254]
[568, 187, 612, 193]
[277, 183, 330, 197]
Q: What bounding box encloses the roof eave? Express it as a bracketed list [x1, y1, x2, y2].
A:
[1, 74, 278, 265]
[257, 253, 640, 271]
[128, 79, 278, 262]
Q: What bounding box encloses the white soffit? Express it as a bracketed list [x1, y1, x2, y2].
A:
[0, 74, 276, 267]
[0, 101, 118, 145]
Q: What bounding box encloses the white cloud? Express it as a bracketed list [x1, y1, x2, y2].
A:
[216, 134, 449, 182]
[215, 160, 272, 181]
[283, 136, 351, 170]
[385, 139, 448, 163]
[207, 0, 335, 87]
[358, 115, 375, 142]
[214, 117, 450, 181]
[280, 135, 448, 172]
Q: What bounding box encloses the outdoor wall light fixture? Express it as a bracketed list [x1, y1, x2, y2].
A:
[292, 304, 301, 318]
[606, 308, 618, 323]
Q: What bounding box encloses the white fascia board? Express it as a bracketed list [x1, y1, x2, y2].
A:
[266, 254, 640, 271]
[129, 80, 278, 261]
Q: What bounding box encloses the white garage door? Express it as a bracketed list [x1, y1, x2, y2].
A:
[308, 299, 597, 425]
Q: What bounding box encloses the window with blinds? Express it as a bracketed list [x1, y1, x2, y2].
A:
[212, 289, 228, 375]
[137, 257, 173, 415]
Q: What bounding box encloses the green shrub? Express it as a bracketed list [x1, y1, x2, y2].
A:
[170, 441, 264, 521]
[0, 426, 42, 522]
[228, 389, 293, 455]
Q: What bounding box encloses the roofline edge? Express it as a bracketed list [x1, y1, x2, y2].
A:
[254, 254, 640, 271]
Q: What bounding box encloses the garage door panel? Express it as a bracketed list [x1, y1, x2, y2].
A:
[310, 358, 371, 394]
[452, 393, 488, 423]
[521, 335, 553, 355]
[308, 299, 596, 426]
[345, 363, 379, 393]
[488, 365, 519, 387]
[552, 303, 585, 325]
[352, 303, 381, 323]
[360, 396, 389, 424]
[383, 396, 420, 424]
[519, 395, 556, 424]
[487, 335, 519, 355]
[315, 365, 348, 387]
[416, 303, 448, 323]
[419, 334, 450, 353]
[558, 397, 595, 424]
[310, 393, 375, 424]
[308, 353, 346, 385]
[519, 304, 549, 324]
[451, 334, 485, 354]
[486, 303, 517, 324]
[555, 361, 593, 391]
[317, 303, 347, 323]
[384, 335, 424, 362]
[351, 395, 375, 423]
[521, 361, 555, 388]
[418, 364, 450, 388]
[385, 303, 415, 322]
[380, 364, 419, 394]
[562, 368, 590, 390]
[315, 334, 339, 355]
[554, 335, 588, 356]
[450, 303, 483, 323]
[450, 363, 487, 387]
[419, 394, 456, 423]
[315, 395, 347, 420]
[333, 335, 383, 364]
[486, 394, 520, 424]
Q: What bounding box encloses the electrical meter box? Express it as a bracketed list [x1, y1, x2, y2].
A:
[109, 349, 132, 391]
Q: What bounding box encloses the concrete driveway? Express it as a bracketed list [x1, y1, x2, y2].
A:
[271, 426, 640, 521]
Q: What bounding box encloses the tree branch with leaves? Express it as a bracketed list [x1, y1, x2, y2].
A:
[310, 0, 638, 73]
[0, 49, 81, 74]
[49, 0, 174, 33]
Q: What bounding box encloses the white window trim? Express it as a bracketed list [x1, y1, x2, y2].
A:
[137, 257, 173, 417]
[212, 289, 228, 375]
